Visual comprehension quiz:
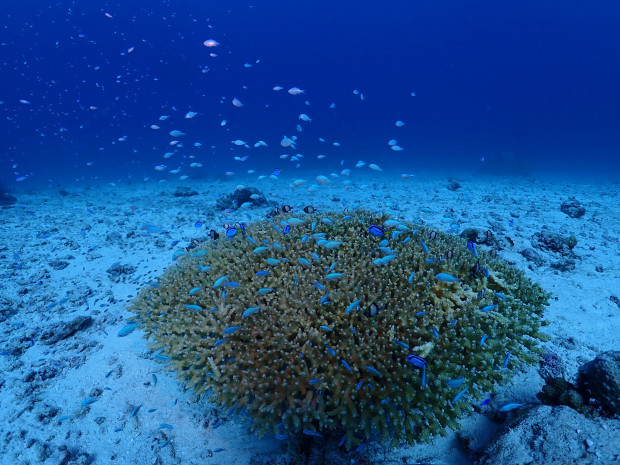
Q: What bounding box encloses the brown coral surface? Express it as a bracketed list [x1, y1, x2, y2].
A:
[130, 210, 550, 448]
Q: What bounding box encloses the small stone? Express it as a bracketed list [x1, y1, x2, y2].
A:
[560, 198, 586, 218]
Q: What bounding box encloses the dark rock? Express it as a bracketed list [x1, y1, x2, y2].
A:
[106, 263, 136, 278]
[446, 181, 461, 191]
[610, 295, 620, 309]
[550, 258, 576, 272]
[0, 185, 17, 207]
[577, 350, 620, 416]
[539, 350, 566, 381]
[531, 232, 577, 256]
[39, 316, 93, 345]
[560, 198, 586, 218]
[48, 260, 70, 270]
[0, 305, 18, 323]
[173, 186, 199, 197]
[215, 186, 267, 210]
[520, 248, 545, 266]
[537, 377, 587, 413]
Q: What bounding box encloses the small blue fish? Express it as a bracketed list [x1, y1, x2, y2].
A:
[356, 381, 363, 390]
[131, 404, 142, 417]
[184, 304, 203, 311]
[255, 270, 270, 277]
[223, 326, 242, 335]
[325, 273, 344, 280]
[499, 403, 523, 412]
[266, 258, 280, 265]
[213, 275, 228, 288]
[158, 423, 173, 430]
[194, 221, 202, 228]
[367, 225, 385, 237]
[365, 366, 382, 377]
[372, 255, 396, 265]
[309, 378, 323, 385]
[419, 238, 429, 253]
[467, 240, 477, 256]
[503, 351, 512, 368]
[298, 257, 311, 266]
[253, 247, 270, 255]
[341, 359, 353, 373]
[326, 346, 335, 356]
[480, 334, 489, 346]
[81, 397, 98, 406]
[452, 387, 469, 403]
[406, 354, 428, 388]
[415, 311, 426, 316]
[242, 307, 261, 318]
[283, 224, 291, 235]
[302, 429, 323, 438]
[320, 325, 333, 332]
[435, 273, 460, 283]
[226, 227, 238, 237]
[223, 282, 240, 288]
[213, 339, 228, 347]
[345, 299, 362, 314]
[481, 398, 491, 406]
[118, 323, 140, 337]
[408, 272, 415, 283]
[431, 327, 439, 338]
[495, 292, 507, 300]
[192, 250, 207, 257]
[392, 339, 409, 349]
[481, 304, 498, 312]
[313, 281, 325, 290]
[446, 377, 465, 388]
[189, 287, 202, 295]
[380, 398, 391, 404]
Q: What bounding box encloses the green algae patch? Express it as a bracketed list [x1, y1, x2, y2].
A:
[129, 210, 550, 448]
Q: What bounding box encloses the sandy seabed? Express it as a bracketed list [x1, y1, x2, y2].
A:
[1, 172, 619, 465]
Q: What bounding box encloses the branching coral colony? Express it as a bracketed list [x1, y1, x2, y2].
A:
[129, 210, 550, 449]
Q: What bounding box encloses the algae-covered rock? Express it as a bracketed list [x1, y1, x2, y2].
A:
[577, 351, 620, 417]
[129, 210, 550, 448]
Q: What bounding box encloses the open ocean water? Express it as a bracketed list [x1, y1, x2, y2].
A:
[1, 2, 620, 465]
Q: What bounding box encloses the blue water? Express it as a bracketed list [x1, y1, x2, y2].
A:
[2, 0, 620, 186]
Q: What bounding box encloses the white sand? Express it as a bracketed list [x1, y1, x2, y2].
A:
[1, 173, 618, 464]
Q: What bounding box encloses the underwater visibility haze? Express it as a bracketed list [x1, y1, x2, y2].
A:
[2, 0, 620, 183]
[1, 2, 620, 465]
